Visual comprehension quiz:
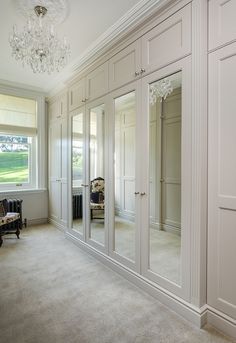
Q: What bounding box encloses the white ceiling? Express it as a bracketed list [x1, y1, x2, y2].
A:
[0, 0, 142, 93]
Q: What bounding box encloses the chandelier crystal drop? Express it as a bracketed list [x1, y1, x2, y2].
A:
[9, 5, 70, 74]
[150, 78, 173, 104]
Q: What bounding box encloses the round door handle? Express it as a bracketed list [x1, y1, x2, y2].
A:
[140, 68, 146, 74]
[134, 71, 140, 77]
[140, 192, 146, 196]
[134, 191, 140, 195]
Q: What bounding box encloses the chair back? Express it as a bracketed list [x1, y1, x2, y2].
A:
[90, 177, 104, 204]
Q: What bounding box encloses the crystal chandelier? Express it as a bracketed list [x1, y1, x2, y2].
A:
[9, 5, 70, 74]
[150, 78, 173, 105]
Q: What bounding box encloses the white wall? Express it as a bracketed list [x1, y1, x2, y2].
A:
[3, 190, 48, 225]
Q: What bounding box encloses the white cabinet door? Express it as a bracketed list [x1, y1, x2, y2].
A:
[60, 117, 68, 225]
[109, 40, 141, 91]
[141, 3, 191, 75]
[208, 43, 236, 319]
[86, 62, 108, 101]
[49, 121, 62, 222]
[60, 92, 68, 118]
[48, 101, 60, 122]
[141, 57, 192, 300]
[49, 92, 67, 121]
[49, 118, 68, 227]
[209, 0, 236, 51]
[68, 78, 85, 112]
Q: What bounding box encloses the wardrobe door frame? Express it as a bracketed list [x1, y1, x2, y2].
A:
[140, 57, 192, 300]
[68, 105, 86, 241]
[108, 80, 142, 272]
[85, 96, 109, 255]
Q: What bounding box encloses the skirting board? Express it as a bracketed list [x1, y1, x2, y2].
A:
[49, 218, 66, 232]
[66, 231, 207, 328]
[27, 218, 48, 226]
[207, 307, 236, 341]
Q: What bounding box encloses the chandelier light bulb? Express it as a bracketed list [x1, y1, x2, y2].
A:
[9, 5, 70, 74]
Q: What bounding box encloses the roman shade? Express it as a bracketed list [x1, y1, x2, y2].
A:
[0, 94, 37, 136]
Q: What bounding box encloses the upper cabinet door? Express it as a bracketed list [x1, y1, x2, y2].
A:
[48, 101, 59, 122]
[69, 78, 85, 112]
[109, 40, 141, 91]
[209, 0, 236, 51]
[86, 62, 108, 101]
[141, 4, 191, 75]
[60, 92, 68, 118]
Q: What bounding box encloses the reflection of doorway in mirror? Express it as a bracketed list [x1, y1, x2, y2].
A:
[149, 71, 182, 285]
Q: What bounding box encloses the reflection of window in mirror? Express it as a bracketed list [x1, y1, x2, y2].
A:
[90, 105, 105, 182]
[149, 71, 182, 284]
[72, 113, 83, 189]
[89, 104, 105, 246]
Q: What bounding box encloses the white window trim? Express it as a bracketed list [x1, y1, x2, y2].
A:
[0, 83, 47, 192]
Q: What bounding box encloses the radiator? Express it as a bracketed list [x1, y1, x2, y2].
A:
[73, 194, 83, 219]
[5, 199, 26, 230]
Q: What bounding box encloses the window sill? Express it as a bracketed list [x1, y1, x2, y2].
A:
[0, 188, 47, 196]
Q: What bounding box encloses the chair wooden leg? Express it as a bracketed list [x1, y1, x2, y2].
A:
[16, 229, 20, 239]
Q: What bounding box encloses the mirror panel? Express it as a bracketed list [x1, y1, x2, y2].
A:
[89, 104, 105, 245]
[149, 71, 182, 284]
[114, 91, 136, 261]
[72, 112, 84, 235]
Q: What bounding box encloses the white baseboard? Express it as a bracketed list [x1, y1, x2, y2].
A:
[66, 231, 205, 328]
[27, 218, 48, 226]
[207, 307, 236, 340]
[48, 218, 66, 232]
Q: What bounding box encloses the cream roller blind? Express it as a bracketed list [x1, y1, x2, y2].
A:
[0, 94, 37, 136]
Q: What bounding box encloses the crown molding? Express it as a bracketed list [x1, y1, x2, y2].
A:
[70, 0, 173, 74]
[48, 0, 184, 96]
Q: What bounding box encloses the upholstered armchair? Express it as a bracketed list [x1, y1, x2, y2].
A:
[0, 199, 23, 247]
[90, 177, 105, 220]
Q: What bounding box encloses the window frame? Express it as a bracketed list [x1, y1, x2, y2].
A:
[0, 85, 46, 192]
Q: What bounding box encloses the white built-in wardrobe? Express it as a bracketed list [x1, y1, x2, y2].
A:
[48, 0, 236, 339]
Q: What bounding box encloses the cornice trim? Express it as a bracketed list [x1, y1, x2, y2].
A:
[70, 0, 174, 74]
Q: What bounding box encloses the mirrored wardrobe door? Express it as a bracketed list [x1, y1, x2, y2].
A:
[141, 58, 191, 300]
[109, 82, 142, 271]
[71, 109, 86, 238]
[87, 101, 107, 250]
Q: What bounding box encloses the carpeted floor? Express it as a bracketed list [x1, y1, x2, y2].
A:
[0, 224, 234, 343]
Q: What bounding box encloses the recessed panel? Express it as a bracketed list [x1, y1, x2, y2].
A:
[218, 209, 236, 307]
[219, 54, 236, 197]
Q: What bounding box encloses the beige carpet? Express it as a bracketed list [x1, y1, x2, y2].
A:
[0, 224, 234, 343]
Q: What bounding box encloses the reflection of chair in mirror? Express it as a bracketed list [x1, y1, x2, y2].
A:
[90, 177, 105, 220]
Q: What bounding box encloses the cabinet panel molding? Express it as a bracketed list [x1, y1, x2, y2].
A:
[141, 3, 191, 75]
[209, 0, 236, 51]
[69, 78, 85, 112]
[109, 40, 141, 91]
[86, 62, 108, 101]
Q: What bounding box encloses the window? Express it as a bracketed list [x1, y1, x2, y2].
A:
[0, 94, 37, 189]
